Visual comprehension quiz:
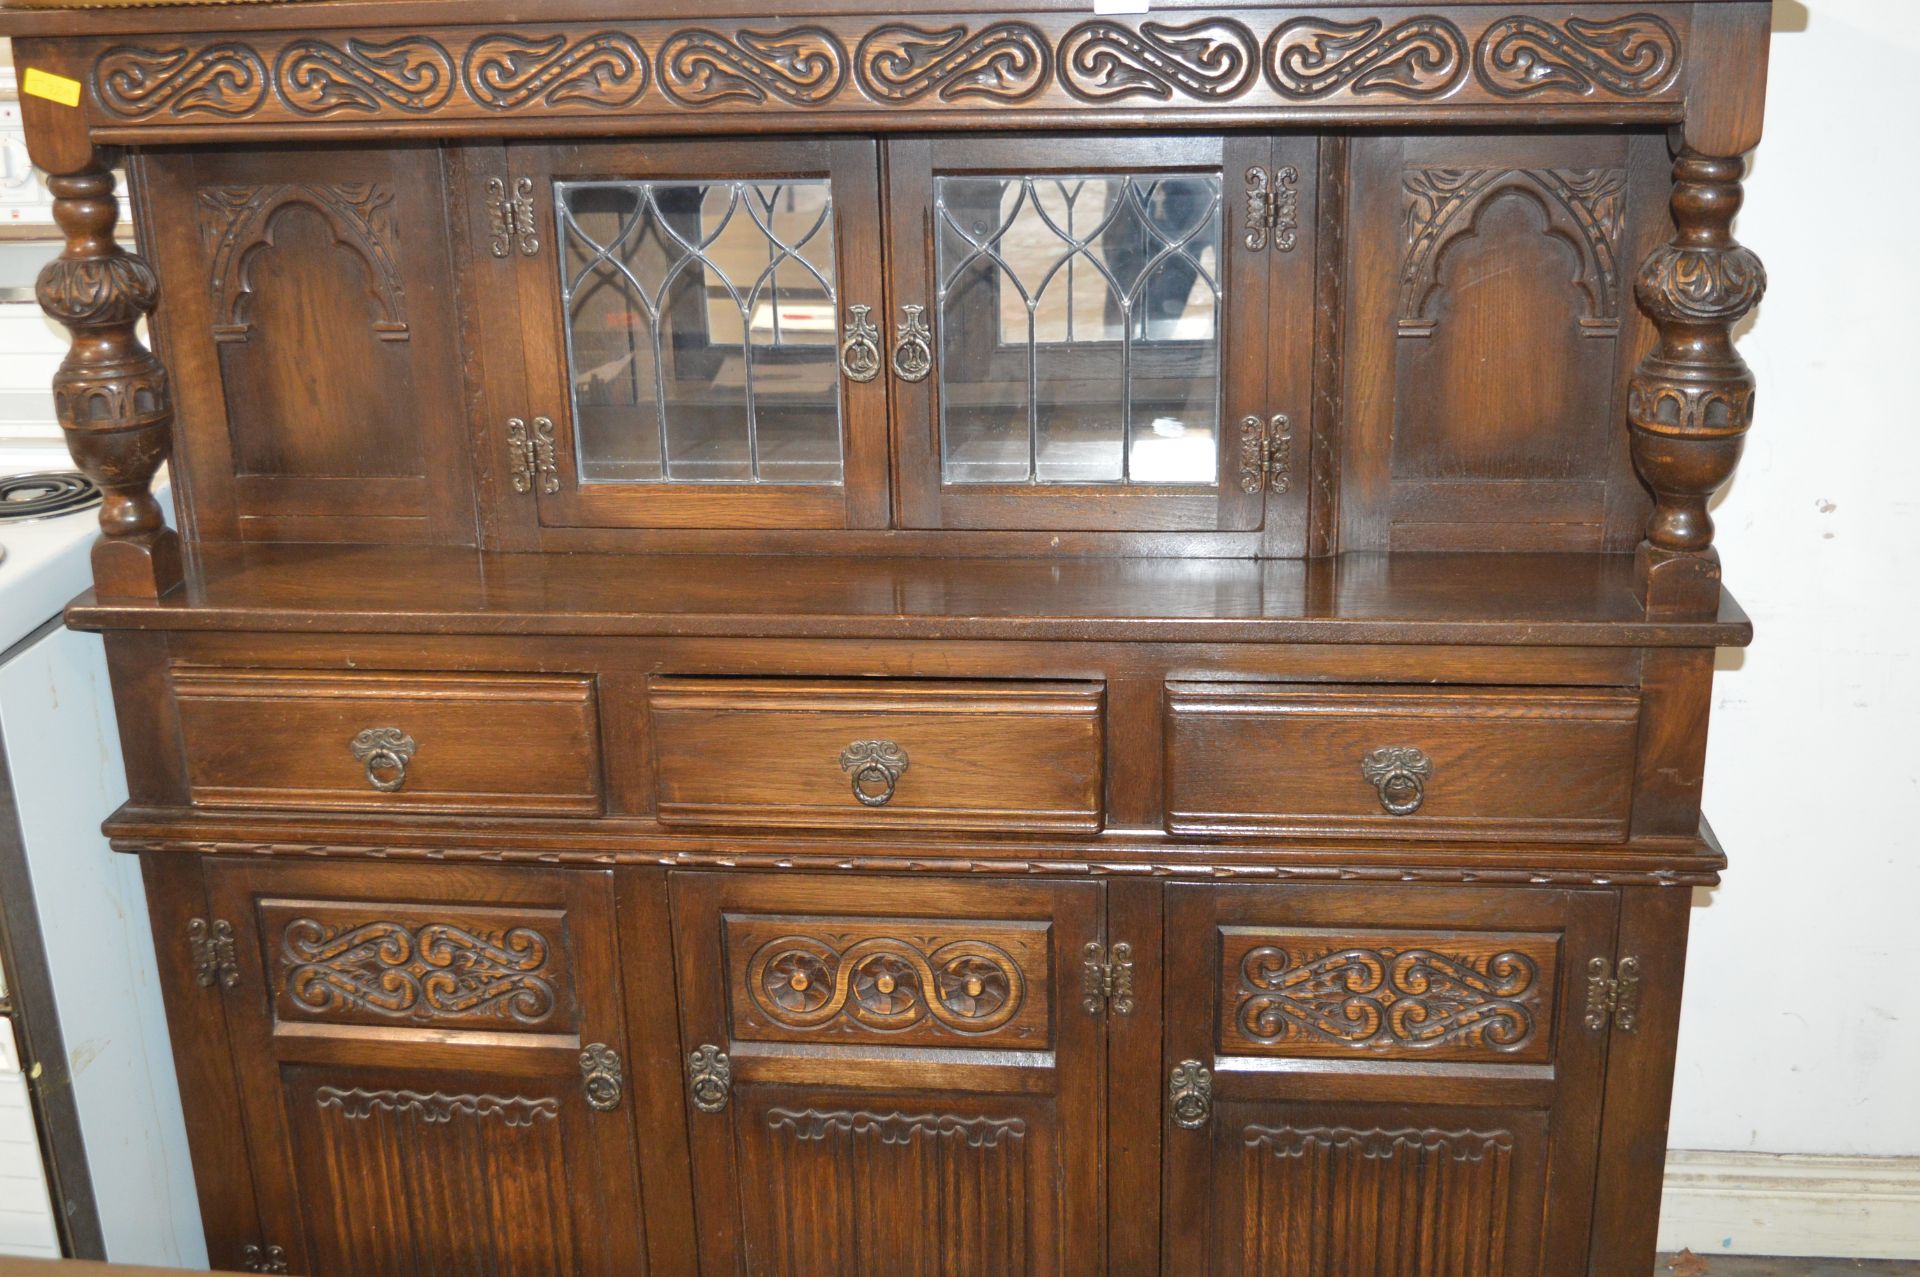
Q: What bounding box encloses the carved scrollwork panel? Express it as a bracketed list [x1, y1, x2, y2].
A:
[728, 915, 1049, 1046]
[1223, 928, 1559, 1062]
[1476, 13, 1681, 98]
[767, 1108, 1027, 1148]
[462, 31, 650, 110]
[658, 27, 847, 107]
[271, 905, 572, 1030]
[1265, 17, 1469, 100]
[1057, 18, 1258, 103]
[94, 42, 269, 118]
[855, 22, 1051, 104]
[197, 182, 410, 344]
[276, 36, 457, 115]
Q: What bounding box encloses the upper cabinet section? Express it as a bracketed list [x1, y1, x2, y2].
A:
[27, 8, 1701, 143]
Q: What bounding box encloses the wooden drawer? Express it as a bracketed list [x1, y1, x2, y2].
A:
[174, 668, 601, 815]
[649, 677, 1104, 831]
[1166, 683, 1638, 841]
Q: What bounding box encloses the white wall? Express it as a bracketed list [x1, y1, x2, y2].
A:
[1669, 0, 1920, 1158]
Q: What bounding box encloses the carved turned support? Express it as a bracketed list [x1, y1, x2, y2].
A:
[1628, 150, 1767, 616]
[36, 158, 181, 599]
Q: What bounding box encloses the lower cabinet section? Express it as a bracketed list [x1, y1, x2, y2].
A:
[160, 859, 1660, 1276]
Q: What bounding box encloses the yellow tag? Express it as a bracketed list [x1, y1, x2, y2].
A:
[22, 68, 83, 109]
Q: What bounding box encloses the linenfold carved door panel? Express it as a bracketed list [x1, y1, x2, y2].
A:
[671, 872, 1105, 1275]
[886, 133, 1313, 546]
[1162, 884, 1616, 1276]
[506, 136, 890, 530]
[203, 861, 649, 1276]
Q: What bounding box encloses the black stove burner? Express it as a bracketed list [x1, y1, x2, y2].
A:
[0, 471, 102, 523]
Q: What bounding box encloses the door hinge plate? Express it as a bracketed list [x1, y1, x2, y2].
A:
[1243, 165, 1300, 253]
[506, 416, 558, 496]
[485, 176, 539, 258]
[1238, 413, 1294, 495]
[1585, 956, 1641, 1033]
[1082, 940, 1135, 1017]
[189, 917, 239, 990]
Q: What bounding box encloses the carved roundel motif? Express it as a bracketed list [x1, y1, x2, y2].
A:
[1057, 19, 1258, 103]
[748, 934, 1023, 1034]
[1265, 16, 1469, 100]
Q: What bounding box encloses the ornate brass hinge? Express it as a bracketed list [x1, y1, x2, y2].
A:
[189, 917, 239, 990]
[241, 1243, 289, 1274]
[1243, 165, 1300, 253]
[1237, 413, 1295, 496]
[506, 416, 558, 496]
[1081, 941, 1135, 1017]
[484, 176, 539, 258]
[1584, 956, 1642, 1033]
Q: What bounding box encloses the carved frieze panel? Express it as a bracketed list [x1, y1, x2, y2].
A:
[725, 913, 1051, 1047]
[267, 901, 576, 1032]
[1400, 165, 1626, 337]
[1221, 926, 1559, 1062]
[316, 1086, 561, 1127]
[196, 181, 409, 343]
[80, 10, 1689, 131]
[1240, 1125, 1518, 1274]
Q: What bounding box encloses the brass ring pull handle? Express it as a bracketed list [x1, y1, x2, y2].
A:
[840, 304, 881, 383]
[349, 728, 417, 792]
[580, 1044, 623, 1112]
[1361, 746, 1432, 816]
[840, 740, 909, 807]
[688, 1044, 731, 1114]
[892, 304, 933, 382]
[1170, 1059, 1212, 1130]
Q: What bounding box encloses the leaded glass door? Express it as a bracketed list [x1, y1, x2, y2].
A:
[887, 135, 1311, 538]
[514, 138, 888, 528]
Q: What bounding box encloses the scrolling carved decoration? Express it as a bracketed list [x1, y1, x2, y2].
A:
[747, 932, 1026, 1035]
[1231, 935, 1553, 1058]
[1400, 166, 1627, 336]
[279, 916, 560, 1025]
[315, 1086, 560, 1127]
[767, 1108, 1027, 1148]
[197, 182, 409, 344]
[83, 11, 1687, 127]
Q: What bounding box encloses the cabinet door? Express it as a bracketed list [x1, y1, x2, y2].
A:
[1164, 884, 1615, 1277]
[671, 872, 1105, 1275]
[205, 861, 649, 1276]
[512, 137, 889, 529]
[887, 134, 1312, 537]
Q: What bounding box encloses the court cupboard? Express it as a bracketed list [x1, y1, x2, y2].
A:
[0, 0, 1770, 1271]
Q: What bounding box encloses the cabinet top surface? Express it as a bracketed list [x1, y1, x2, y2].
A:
[65, 547, 1752, 647]
[0, 0, 1768, 38]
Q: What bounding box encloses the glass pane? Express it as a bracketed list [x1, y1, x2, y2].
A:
[935, 172, 1222, 487]
[556, 178, 843, 486]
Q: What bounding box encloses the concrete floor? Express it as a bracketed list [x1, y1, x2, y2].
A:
[1657, 1260, 1920, 1275]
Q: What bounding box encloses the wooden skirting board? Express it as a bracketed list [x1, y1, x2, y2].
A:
[1660, 1152, 1920, 1259]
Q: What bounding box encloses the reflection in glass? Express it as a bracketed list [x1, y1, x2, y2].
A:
[935, 173, 1222, 486]
[556, 179, 843, 485]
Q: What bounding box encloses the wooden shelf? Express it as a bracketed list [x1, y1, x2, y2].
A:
[67, 544, 1752, 647]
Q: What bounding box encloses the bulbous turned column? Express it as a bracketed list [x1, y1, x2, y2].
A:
[35, 158, 181, 599]
[1628, 151, 1767, 616]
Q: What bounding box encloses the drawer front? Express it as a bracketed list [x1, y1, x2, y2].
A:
[175, 668, 602, 815]
[650, 678, 1104, 831]
[1167, 683, 1638, 841]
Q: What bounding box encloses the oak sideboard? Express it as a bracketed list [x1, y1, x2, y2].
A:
[0, 0, 1770, 1271]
